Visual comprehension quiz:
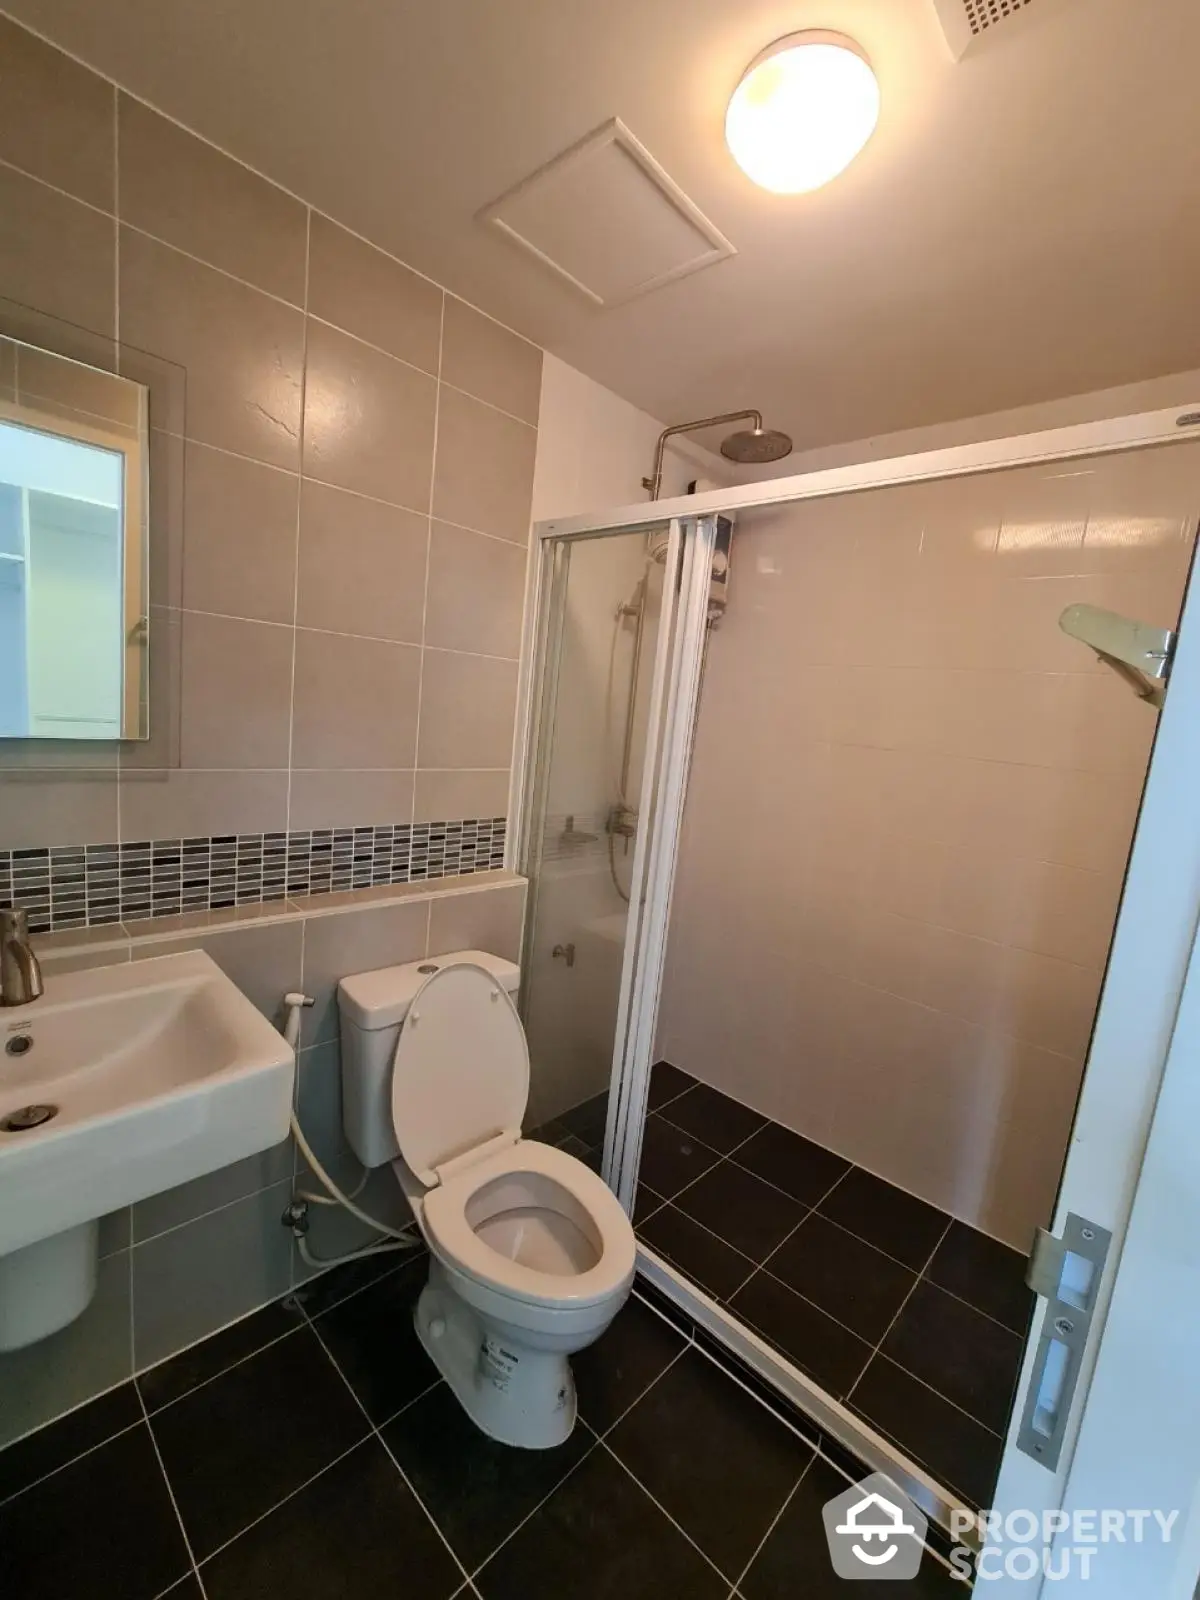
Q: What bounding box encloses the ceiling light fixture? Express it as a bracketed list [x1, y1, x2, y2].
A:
[725, 31, 880, 195]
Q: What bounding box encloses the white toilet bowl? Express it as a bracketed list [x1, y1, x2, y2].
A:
[338, 951, 636, 1448]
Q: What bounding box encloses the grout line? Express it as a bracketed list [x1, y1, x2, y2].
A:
[283, 204, 312, 834]
[590, 1340, 691, 1442]
[193, 1435, 367, 1569]
[0, 1415, 146, 1511]
[595, 1435, 739, 1587]
[730, 1453, 816, 1593]
[148, 426, 531, 549]
[139, 1323, 305, 1420]
[464, 1434, 600, 1584]
[306, 1317, 475, 1591]
[411, 294, 445, 804]
[138, 1391, 209, 1598]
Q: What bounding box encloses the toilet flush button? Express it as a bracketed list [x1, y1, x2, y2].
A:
[429, 1316, 446, 1339]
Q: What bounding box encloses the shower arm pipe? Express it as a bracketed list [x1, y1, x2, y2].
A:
[643, 410, 763, 500]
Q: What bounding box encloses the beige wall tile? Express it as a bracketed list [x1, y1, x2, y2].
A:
[441, 298, 541, 424]
[290, 629, 420, 769]
[424, 521, 527, 658]
[303, 319, 436, 508]
[15, 345, 140, 429]
[300, 898, 428, 1044]
[0, 17, 114, 209]
[0, 338, 14, 398]
[295, 480, 426, 642]
[432, 385, 536, 543]
[182, 442, 299, 623]
[417, 650, 518, 771]
[0, 165, 115, 337]
[119, 604, 181, 772]
[0, 771, 118, 849]
[118, 769, 289, 842]
[130, 918, 303, 1023]
[288, 769, 414, 831]
[119, 227, 303, 467]
[178, 612, 294, 769]
[307, 215, 442, 374]
[428, 883, 525, 962]
[118, 96, 307, 304]
[413, 769, 510, 823]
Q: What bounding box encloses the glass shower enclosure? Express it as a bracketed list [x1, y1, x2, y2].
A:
[512, 408, 1200, 1545]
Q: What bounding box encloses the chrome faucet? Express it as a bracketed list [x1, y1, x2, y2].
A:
[1, 908, 44, 1007]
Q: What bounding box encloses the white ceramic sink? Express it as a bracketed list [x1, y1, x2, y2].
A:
[0, 949, 294, 1261]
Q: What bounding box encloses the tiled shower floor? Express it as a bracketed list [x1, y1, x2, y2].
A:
[599, 1061, 1035, 1512]
[0, 1253, 960, 1599]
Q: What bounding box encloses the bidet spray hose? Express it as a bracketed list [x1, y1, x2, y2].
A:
[280, 992, 419, 1250]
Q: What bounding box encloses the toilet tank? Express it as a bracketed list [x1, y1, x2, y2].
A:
[337, 949, 521, 1168]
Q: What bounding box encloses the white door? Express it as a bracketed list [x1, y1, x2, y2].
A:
[981, 539, 1200, 1593]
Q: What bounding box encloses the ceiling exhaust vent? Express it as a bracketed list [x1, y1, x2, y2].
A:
[930, 0, 1042, 58]
[479, 118, 735, 309]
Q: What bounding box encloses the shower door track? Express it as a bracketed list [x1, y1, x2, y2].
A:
[511, 399, 1200, 1551]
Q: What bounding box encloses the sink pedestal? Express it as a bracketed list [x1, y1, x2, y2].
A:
[0, 1220, 98, 1351]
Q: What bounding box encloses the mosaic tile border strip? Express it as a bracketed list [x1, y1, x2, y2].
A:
[0, 818, 507, 934]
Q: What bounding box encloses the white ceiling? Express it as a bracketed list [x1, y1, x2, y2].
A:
[8, 0, 1199, 452]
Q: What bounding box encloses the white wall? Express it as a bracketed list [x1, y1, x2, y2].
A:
[657, 438, 1199, 1249]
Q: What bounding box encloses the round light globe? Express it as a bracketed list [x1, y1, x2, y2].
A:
[725, 34, 880, 195]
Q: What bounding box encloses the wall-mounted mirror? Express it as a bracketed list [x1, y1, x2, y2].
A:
[0, 337, 150, 740]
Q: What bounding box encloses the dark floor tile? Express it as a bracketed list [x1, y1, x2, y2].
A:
[313, 1252, 438, 1424]
[138, 1299, 302, 1413]
[608, 1347, 810, 1580]
[729, 1272, 872, 1399]
[676, 1160, 805, 1262]
[850, 1355, 1002, 1510]
[647, 1059, 697, 1111]
[0, 1381, 142, 1504]
[573, 1294, 688, 1432]
[741, 1453, 964, 1598]
[475, 1441, 726, 1600]
[660, 1082, 767, 1155]
[818, 1167, 950, 1270]
[150, 1324, 368, 1560]
[733, 1122, 851, 1207]
[202, 1436, 460, 1600]
[631, 1277, 697, 1339]
[162, 1578, 204, 1599]
[637, 1112, 721, 1199]
[927, 1221, 1035, 1335]
[638, 1204, 757, 1301]
[689, 1330, 827, 1455]
[766, 1213, 917, 1343]
[558, 1090, 609, 1149]
[293, 1249, 414, 1318]
[526, 1115, 571, 1146]
[632, 1181, 665, 1224]
[382, 1382, 591, 1571]
[0, 1422, 191, 1600]
[882, 1280, 1023, 1433]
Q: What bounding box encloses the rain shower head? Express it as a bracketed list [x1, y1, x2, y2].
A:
[720, 427, 793, 465]
[643, 409, 793, 498]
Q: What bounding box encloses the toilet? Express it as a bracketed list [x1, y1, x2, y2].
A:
[337, 949, 636, 1449]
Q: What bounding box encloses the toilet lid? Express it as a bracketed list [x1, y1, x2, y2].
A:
[390, 961, 530, 1184]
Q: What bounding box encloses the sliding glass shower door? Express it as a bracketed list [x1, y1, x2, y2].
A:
[516, 521, 693, 1173]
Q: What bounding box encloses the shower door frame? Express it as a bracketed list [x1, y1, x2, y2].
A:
[511, 402, 1200, 1549]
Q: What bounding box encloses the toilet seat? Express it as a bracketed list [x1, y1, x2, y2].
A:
[422, 1139, 636, 1310]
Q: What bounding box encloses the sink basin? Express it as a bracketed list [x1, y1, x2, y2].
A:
[0, 949, 294, 1347]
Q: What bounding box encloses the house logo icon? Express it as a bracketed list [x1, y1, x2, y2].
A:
[822, 1473, 929, 1581]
